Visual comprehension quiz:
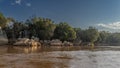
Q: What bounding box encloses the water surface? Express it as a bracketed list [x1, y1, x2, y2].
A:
[0, 46, 120, 68]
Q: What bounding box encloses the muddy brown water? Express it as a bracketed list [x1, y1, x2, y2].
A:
[0, 45, 120, 68]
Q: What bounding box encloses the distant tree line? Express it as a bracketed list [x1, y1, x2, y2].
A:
[0, 12, 120, 45]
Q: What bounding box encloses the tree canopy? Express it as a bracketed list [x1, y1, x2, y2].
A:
[0, 12, 7, 28]
[54, 22, 76, 41]
[1, 12, 120, 46]
[76, 27, 99, 43]
[26, 17, 56, 40]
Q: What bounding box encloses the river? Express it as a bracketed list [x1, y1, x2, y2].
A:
[0, 45, 120, 68]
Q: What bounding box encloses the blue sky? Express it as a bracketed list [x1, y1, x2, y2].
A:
[1, 0, 120, 32]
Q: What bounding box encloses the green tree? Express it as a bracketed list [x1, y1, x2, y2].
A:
[86, 27, 99, 43]
[9, 20, 28, 39]
[74, 28, 81, 41]
[97, 31, 109, 43]
[106, 33, 120, 43]
[35, 18, 56, 40]
[79, 27, 99, 43]
[54, 22, 76, 41]
[26, 17, 56, 40]
[0, 12, 7, 28]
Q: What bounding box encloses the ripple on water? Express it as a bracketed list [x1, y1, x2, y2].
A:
[0, 46, 120, 68]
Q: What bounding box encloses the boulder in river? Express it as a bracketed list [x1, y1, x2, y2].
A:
[13, 38, 41, 46]
[50, 39, 62, 46]
[63, 41, 73, 46]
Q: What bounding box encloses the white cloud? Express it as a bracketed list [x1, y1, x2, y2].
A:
[26, 3, 31, 7]
[97, 22, 120, 29]
[15, 0, 21, 5]
[11, 0, 32, 7]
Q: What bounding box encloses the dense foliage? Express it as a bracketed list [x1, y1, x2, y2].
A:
[27, 17, 56, 40]
[76, 27, 99, 43]
[54, 22, 76, 41]
[0, 12, 7, 28]
[1, 12, 120, 45]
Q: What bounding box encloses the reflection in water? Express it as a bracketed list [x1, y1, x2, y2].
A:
[6, 46, 82, 54]
[24, 46, 39, 53]
[27, 57, 70, 68]
[0, 46, 120, 68]
[27, 60, 55, 68]
[7, 46, 41, 53]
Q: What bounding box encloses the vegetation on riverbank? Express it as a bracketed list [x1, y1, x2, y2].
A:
[0, 12, 120, 46]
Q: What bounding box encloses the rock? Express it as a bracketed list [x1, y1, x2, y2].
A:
[81, 42, 92, 46]
[29, 39, 41, 46]
[31, 36, 39, 42]
[43, 40, 50, 46]
[13, 38, 41, 46]
[50, 39, 62, 46]
[0, 37, 8, 45]
[73, 40, 81, 46]
[63, 41, 73, 46]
